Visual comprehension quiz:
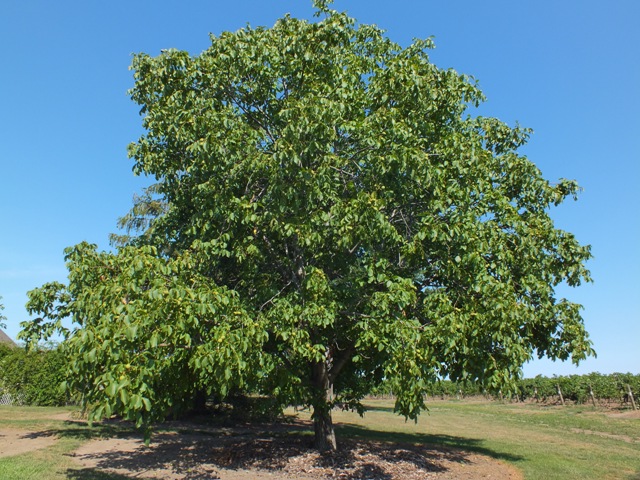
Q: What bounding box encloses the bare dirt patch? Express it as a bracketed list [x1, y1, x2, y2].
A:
[0, 428, 57, 458]
[606, 410, 640, 419]
[569, 428, 638, 443]
[71, 424, 522, 480]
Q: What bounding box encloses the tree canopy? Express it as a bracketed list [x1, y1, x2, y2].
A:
[21, 2, 593, 451]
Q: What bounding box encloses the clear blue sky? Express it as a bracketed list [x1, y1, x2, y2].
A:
[1, 1, 638, 377]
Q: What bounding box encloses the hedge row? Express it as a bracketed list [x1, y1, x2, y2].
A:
[0, 343, 69, 406]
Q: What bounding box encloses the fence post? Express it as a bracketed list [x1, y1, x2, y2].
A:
[589, 384, 597, 408]
[627, 384, 638, 411]
[557, 383, 565, 406]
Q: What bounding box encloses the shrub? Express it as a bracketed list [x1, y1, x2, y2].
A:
[0, 344, 69, 406]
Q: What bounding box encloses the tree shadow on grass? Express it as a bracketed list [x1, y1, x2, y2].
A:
[27, 420, 137, 444]
[65, 468, 133, 480]
[54, 418, 522, 479]
[336, 422, 523, 463]
[360, 404, 396, 413]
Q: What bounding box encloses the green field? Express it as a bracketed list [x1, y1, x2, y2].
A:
[1, 400, 639, 479]
[324, 399, 640, 480]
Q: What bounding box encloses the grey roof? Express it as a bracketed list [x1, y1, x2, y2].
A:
[0, 330, 17, 347]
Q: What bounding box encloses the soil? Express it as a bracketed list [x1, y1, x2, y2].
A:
[71, 429, 522, 479]
[0, 428, 57, 457]
[1, 413, 523, 479]
[76, 433, 522, 480]
[606, 410, 640, 419]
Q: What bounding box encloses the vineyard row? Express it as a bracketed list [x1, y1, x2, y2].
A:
[373, 372, 640, 406]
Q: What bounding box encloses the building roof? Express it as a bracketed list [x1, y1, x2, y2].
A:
[0, 330, 17, 348]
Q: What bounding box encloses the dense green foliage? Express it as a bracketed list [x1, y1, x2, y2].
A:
[23, 245, 263, 426]
[20, 1, 593, 450]
[0, 344, 69, 406]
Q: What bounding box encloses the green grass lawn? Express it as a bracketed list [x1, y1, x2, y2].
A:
[0, 406, 133, 480]
[320, 399, 640, 480]
[1, 400, 639, 479]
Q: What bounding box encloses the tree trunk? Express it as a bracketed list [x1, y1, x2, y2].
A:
[188, 388, 209, 415]
[312, 360, 337, 451]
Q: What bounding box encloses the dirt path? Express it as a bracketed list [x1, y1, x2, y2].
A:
[0, 428, 57, 458]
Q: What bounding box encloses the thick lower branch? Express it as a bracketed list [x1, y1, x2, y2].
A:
[328, 345, 354, 384]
